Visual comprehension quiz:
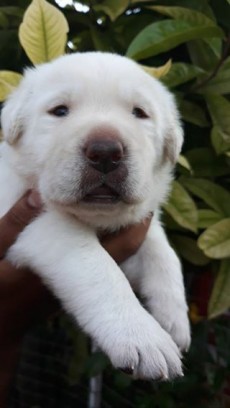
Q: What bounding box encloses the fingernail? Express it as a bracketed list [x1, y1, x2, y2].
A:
[27, 190, 43, 209]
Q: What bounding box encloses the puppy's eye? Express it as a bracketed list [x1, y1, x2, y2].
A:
[48, 105, 69, 117]
[132, 107, 149, 119]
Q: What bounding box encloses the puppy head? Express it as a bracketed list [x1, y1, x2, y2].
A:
[1, 53, 183, 228]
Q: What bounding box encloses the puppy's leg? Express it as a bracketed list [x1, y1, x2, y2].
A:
[122, 219, 191, 352]
[7, 210, 183, 380]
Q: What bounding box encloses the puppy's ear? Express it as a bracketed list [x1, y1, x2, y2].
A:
[163, 123, 183, 165]
[1, 69, 33, 145]
[163, 95, 183, 166]
[1, 88, 26, 145]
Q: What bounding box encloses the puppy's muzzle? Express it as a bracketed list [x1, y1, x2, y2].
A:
[84, 136, 124, 174]
[79, 128, 129, 205]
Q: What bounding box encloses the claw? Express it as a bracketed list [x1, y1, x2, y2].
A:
[119, 365, 135, 375]
[158, 371, 168, 381]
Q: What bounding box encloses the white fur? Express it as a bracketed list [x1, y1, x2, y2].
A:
[0, 52, 190, 379]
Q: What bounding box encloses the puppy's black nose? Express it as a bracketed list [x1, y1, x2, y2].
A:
[84, 139, 124, 174]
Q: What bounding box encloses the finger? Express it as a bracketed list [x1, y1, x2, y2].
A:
[101, 214, 153, 264]
[0, 190, 42, 258]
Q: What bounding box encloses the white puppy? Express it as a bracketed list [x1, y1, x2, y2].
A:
[0, 52, 190, 380]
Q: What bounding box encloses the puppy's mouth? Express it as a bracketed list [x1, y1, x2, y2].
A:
[82, 185, 121, 204]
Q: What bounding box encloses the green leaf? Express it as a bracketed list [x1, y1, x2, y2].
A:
[206, 95, 230, 137]
[19, 0, 69, 65]
[205, 37, 222, 58]
[141, 59, 172, 79]
[163, 180, 198, 233]
[158, 0, 216, 20]
[0, 11, 8, 28]
[198, 219, 230, 258]
[211, 126, 230, 155]
[179, 100, 210, 128]
[198, 209, 223, 228]
[187, 39, 220, 71]
[94, 0, 129, 21]
[150, 5, 222, 63]
[206, 95, 230, 154]
[200, 67, 230, 95]
[162, 211, 184, 231]
[162, 63, 204, 88]
[126, 18, 223, 60]
[208, 259, 230, 318]
[149, 5, 219, 27]
[0, 71, 22, 102]
[177, 154, 192, 172]
[180, 178, 230, 217]
[219, 56, 230, 70]
[185, 148, 229, 177]
[171, 235, 210, 265]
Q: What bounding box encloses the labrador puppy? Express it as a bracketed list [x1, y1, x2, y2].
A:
[0, 52, 190, 380]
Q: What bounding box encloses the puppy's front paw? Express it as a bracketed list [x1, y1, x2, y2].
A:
[101, 310, 183, 380]
[147, 295, 191, 353]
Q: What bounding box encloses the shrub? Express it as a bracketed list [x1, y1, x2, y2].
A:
[1, 1, 230, 406]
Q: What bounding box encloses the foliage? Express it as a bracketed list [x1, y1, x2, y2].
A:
[0, 0, 230, 405]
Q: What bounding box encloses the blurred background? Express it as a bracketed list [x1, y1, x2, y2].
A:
[0, 0, 230, 406]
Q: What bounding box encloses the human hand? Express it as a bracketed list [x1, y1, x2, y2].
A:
[101, 216, 152, 264]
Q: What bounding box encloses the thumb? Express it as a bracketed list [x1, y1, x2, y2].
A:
[0, 190, 42, 258]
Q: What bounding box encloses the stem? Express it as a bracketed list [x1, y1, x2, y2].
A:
[191, 33, 230, 92]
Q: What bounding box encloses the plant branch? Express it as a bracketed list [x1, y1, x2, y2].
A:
[191, 33, 230, 92]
